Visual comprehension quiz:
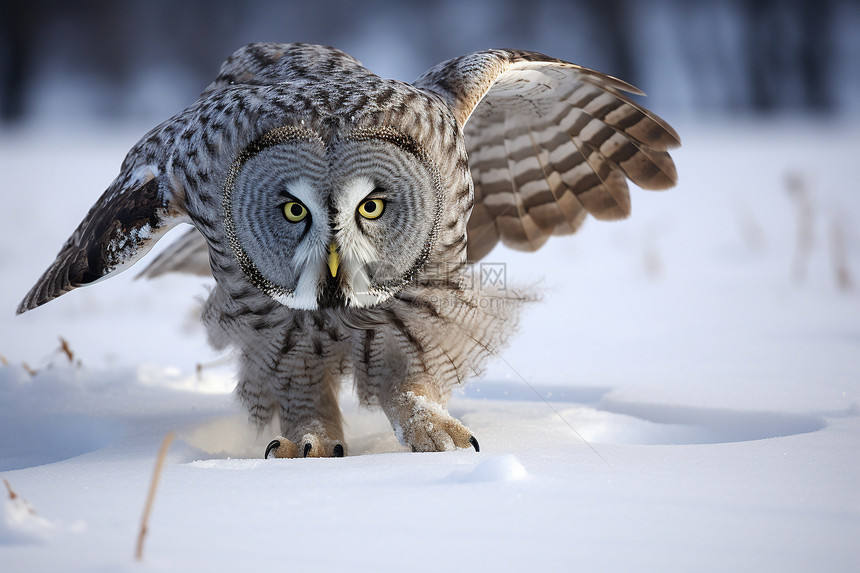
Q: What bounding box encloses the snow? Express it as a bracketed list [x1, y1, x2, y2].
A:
[1, 120, 859, 572]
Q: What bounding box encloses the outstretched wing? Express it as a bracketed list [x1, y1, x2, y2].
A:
[17, 154, 188, 314]
[19, 43, 369, 308]
[414, 49, 680, 261]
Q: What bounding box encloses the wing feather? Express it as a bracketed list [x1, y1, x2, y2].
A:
[414, 50, 679, 261]
[137, 226, 212, 279]
[17, 173, 187, 313]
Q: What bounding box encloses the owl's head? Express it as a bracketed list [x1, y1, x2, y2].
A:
[223, 124, 449, 310]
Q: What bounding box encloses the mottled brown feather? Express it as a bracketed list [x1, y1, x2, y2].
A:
[415, 49, 679, 261]
[17, 176, 184, 313]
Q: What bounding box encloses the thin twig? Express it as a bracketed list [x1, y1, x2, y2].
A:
[58, 337, 75, 363]
[4, 479, 17, 500]
[194, 355, 233, 381]
[3, 479, 37, 516]
[135, 431, 176, 562]
[830, 217, 853, 291]
[786, 172, 814, 283]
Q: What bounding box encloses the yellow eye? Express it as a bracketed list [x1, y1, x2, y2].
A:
[283, 201, 308, 222]
[358, 198, 384, 220]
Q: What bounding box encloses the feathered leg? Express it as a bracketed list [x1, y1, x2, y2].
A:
[354, 319, 479, 453]
[265, 365, 345, 458]
[381, 375, 478, 453]
[206, 293, 350, 459]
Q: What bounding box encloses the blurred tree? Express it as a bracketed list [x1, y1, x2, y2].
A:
[0, 0, 851, 124]
[0, 0, 35, 121]
[745, 0, 833, 112]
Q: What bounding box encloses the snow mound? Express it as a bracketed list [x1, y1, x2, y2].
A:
[453, 455, 528, 483]
[1, 123, 859, 571]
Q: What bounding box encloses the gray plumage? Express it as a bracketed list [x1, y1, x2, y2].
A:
[18, 43, 679, 457]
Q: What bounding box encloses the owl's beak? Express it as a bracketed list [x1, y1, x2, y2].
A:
[327, 242, 340, 277]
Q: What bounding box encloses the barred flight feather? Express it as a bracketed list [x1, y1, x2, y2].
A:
[414, 50, 679, 260]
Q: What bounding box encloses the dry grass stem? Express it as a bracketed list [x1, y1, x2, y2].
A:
[135, 431, 176, 562]
[830, 218, 853, 291]
[786, 172, 814, 283]
[195, 355, 233, 381]
[4, 479, 37, 515]
[58, 337, 75, 362]
[4, 479, 17, 500]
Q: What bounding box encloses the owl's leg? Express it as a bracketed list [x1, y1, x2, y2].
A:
[265, 373, 346, 458]
[381, 377, 479, 453]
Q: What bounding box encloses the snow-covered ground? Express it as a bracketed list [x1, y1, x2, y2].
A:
[1, 120, 858, 572]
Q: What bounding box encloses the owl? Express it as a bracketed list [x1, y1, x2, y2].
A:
[17, 43, 679, 458]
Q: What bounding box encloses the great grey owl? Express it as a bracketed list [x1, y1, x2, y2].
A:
[17, 43, 679, 458]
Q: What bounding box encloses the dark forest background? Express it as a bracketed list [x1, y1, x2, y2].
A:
[1, 0, 858, 125]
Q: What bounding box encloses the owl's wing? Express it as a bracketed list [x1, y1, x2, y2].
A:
[137, 226, 211, 279]
[414, 50, 680, 261]
[20, 43, 368, 296]
[17, 158, 188, 314]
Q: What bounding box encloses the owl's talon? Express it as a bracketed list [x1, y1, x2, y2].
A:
[265, 436, 300, 458]
[385, 389, 478, 453]
[266, 436, 343, 458]
[265, 439, 281, 459]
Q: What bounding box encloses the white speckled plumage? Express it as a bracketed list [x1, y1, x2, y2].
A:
[18, 43, 679, 457]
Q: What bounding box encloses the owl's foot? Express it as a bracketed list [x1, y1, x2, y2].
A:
[386, 390, 479, 453]
[264, 435, 345, 458]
